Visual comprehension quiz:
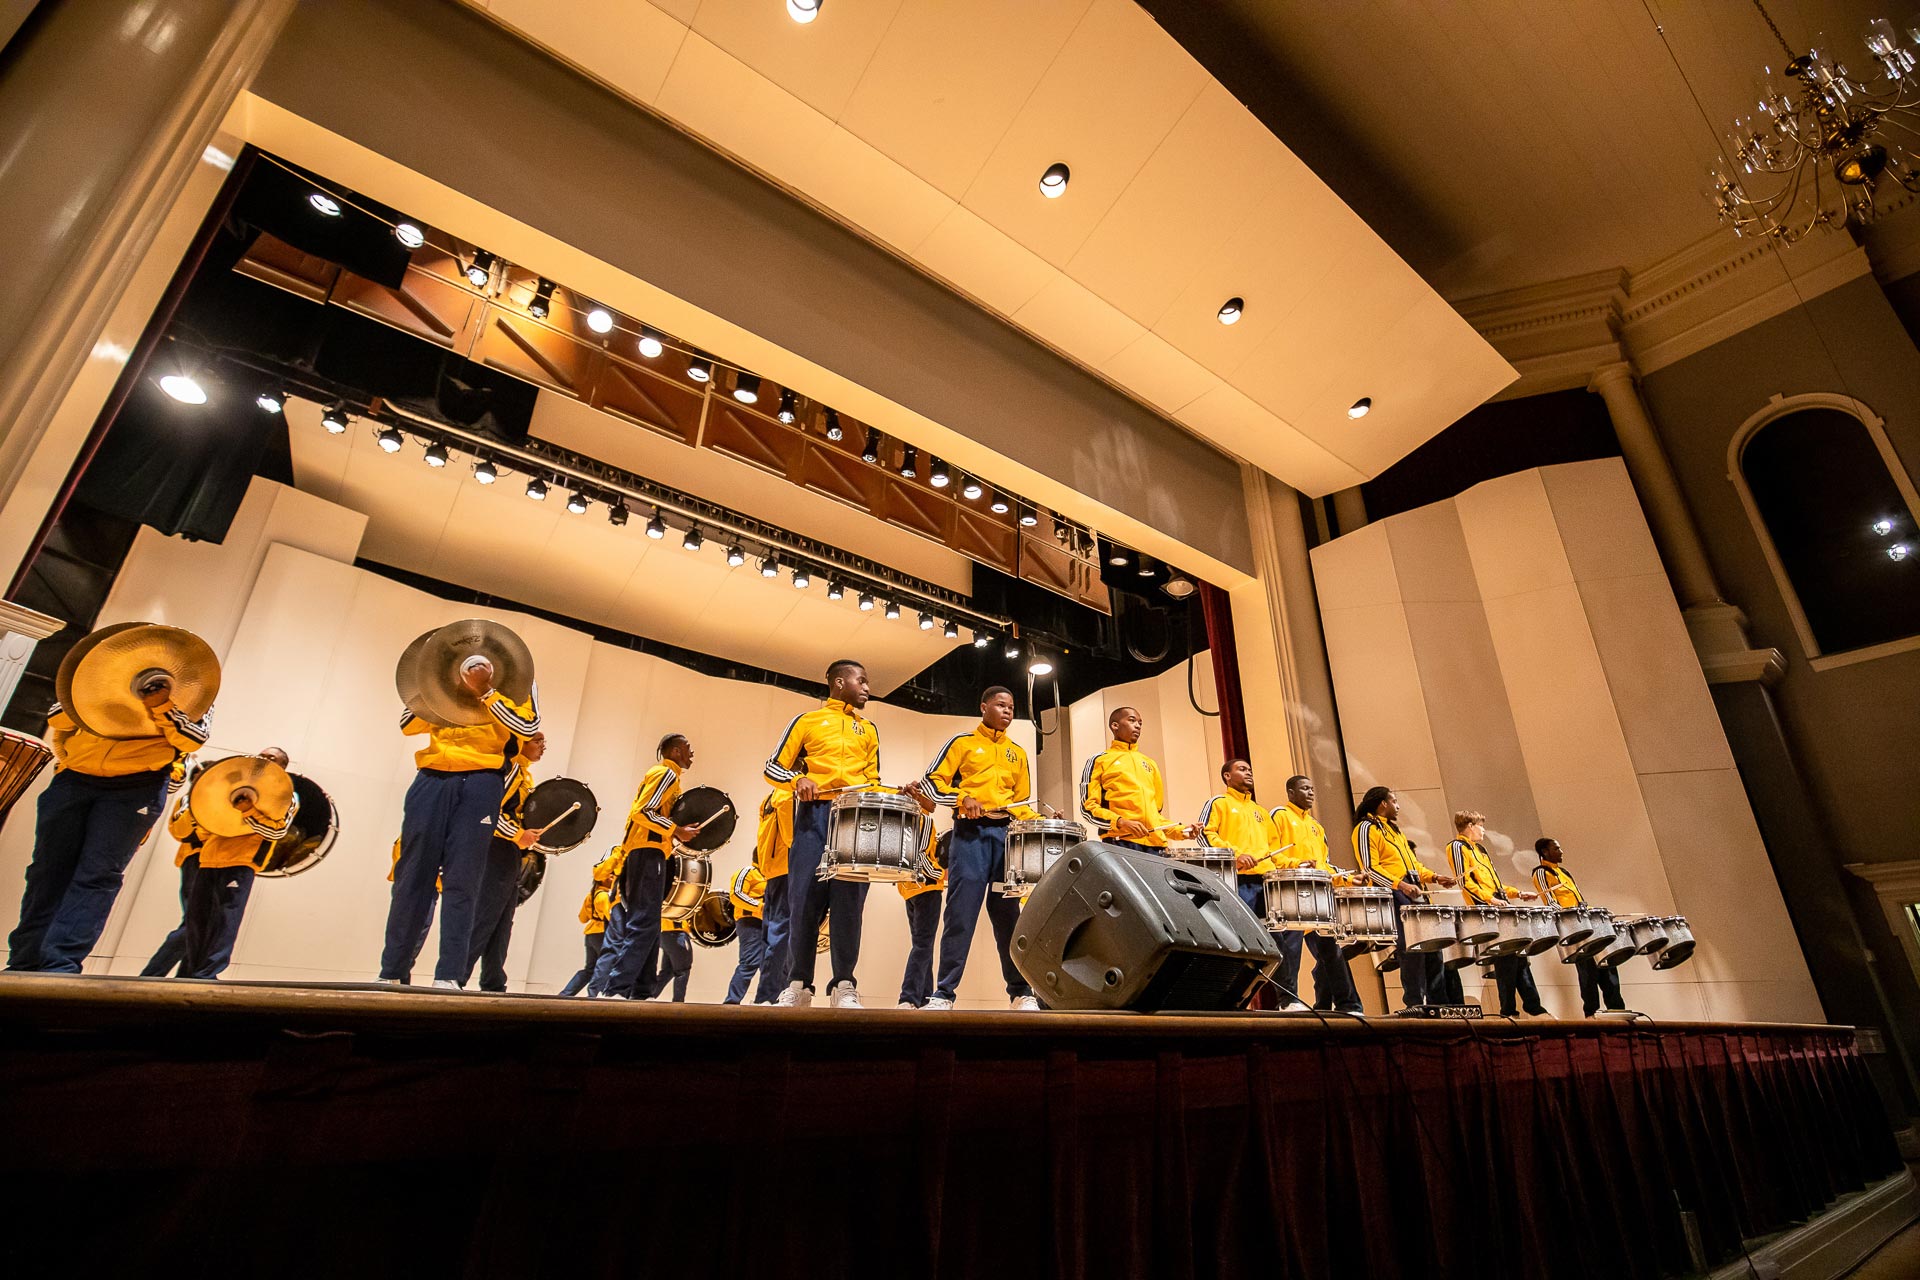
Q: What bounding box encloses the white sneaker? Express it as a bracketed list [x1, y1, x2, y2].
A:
[896, 1001, 917, 1009]
[922, 996, 955, 1010]
[830, 983, 862, 1009]
[775, 981, 812, 1008]
[1010, 995, 1041, 1012]
[374, 977, 402, 986]
[1281, 1000, 1309, 1012]
[432, 979, 463, 991]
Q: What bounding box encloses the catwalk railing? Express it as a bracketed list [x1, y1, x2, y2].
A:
[0, 976, 1903, 1279]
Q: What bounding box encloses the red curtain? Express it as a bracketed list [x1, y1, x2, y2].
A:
[1199, 582, 1249, 763]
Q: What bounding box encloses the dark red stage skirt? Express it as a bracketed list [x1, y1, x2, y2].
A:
[0, 979, 1900, 1279]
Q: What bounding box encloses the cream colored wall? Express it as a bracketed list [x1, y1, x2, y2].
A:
[1312, 458, 1822, 1022]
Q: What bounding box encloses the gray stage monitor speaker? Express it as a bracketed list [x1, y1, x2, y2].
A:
[1010, 842, 1282, 1012]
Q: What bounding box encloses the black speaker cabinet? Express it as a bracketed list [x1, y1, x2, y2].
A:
[1011, 842, 1281, 1012]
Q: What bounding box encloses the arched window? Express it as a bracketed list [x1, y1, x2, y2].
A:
[1730, 394, 1920, 667]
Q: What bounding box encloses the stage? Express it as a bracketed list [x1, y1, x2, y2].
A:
[0, 975, 1905, 1279]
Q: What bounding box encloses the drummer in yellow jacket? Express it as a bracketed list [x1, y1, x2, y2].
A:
[763, 658, 881, 1009]
[1352, 786, 1456, 1009]
[464, 732, 547, 992]
[723, 864, 778, 1005]
[9, 683, 212, 974]
[1080, 706, 1197, 851]
[1255, 772, 1363, 1014]
[895, 788, 946, 1008]
[1448, 811, 1546, 1018]
[588, 733, 701, 998]
[752, 788, 794, 998]
[1533, 838, 1624, 1017]
[560, 852, 617, 997]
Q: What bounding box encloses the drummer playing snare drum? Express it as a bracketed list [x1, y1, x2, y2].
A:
[1080, 707, 1197, 850]
[1263, 773, 1364, 1014]
[1352, 787, 1457, 1009]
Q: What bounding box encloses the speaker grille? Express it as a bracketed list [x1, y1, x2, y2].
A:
[1134, 951, 1264, 1013]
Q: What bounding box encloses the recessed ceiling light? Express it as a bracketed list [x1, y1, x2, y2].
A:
[1039, 162, 1070, 198]
[1217, 296, 1244, 325]
[423, 442, 448, 468]
[393, 222, 425, 249]
[586, 307, 614, 334]
[159, 373, 207, 405]
[376, 425, 404, 453]
[309, 192, 342, 217]
[1348, 397, 1372, 419]
[1107, 544, 1130, 567]
[529, 278, 555, 320]
[734, 372, 762, 404]
[638, 326, 664, 359]
[254, 389, 285, 414]
[787, 0, 822, 23]
[688, 356, 713, 383]
[1162, 574, 1196, 600]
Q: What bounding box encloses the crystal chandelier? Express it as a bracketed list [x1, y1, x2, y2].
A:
[1710, 4, 1920, 243]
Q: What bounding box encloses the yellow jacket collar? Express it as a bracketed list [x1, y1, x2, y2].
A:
[1285, 801, 1314, 821]
[976, 721, 1006, 743]
[825, 697, 866, 720]
[1227, 786, 1253, 802]
[1108, 738, 1136, 753]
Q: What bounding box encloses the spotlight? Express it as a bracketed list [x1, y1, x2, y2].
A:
[638, 326, 664, 359]
[474, 458, 498, 484]
[777, 388, 798, 424]
[309, 192, 342, 217]
[827, 579, 844, 600]
[918, 611, 935, 631]
[900, 445, 918, 478]
[423, 441, 449, 468]
[159, 373, 207, 405]
[1053, 517, 1070, 541]
[792, 566, 811, 590]
[1348, 397, 1372, 419]
[645, 508, 667, 539]
[682, 525, 704, 552]
[734, 372, 762, 404]
[1017, 503, 1038, 527]
[1107, 543, 1130, 567]
[394, 222, 425, 249]
[787, 0, 822, 23]
[688, 356, 713, 383]
[961, 475, 983, 500]
[861, 428, 881, 464]
[884, 600, 901, 620]
[376, 425, 405, 453]
[1028, 655, 1054, 676]
[943, 619, 958, 639]
[1872, 518, 1895, 536]
[1137, 552, 1157, 577]
[586, 307, 614, 335]
[1162, 573, 1196, 600]
[726, 544, 746, 567]
[529, 278, 555, 320]
[466, 249, 495, 288]
[608, 500, 629, 527]
[858, 591, 875, 612]
[1039, 162, 1070, 198]
[824, 409, 844, 442]
[990, 492, 1010, 515]
[929, 457, 950, 488]
[567, 489, 590, 515]
[254, 389, 285, 414]
[1004, 639, 1020, 660]
[761, 556, 781, 578]
[526, 476, 548, 501]
[1217, 296, 1244, 326]
[974, 633, 990, 649]
[1891, 543, 1912, 562]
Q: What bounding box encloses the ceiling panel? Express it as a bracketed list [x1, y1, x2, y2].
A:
[689, 0, 904, 120]
[1174, 383, 1367, 496]
[782, 123, 955, 254]
[477, 0, 686, 105]
[1098, 332, 1215, 416]
[1012, 274, 1145, 371]
[654, 33, 838, 178]
[959, 0, 1208, 269]
[911, 206, 1055, 315]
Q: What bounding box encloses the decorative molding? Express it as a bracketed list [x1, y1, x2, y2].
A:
[1706, 1172, 1919, 1280]
[0, 600, 62, 640]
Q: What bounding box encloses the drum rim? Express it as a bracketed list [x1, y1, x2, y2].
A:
[1263, 866, 1334, 882]
[828, 789, 920, 812]
[1007, 817, 1086, 834]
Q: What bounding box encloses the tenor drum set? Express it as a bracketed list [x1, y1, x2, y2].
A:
[1393, 893, 1696, 979]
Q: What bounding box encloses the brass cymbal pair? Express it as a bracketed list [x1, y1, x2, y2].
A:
[395, 619, 535, 728]
[189, 754, 296, 839]
[54, 622, 220, 740]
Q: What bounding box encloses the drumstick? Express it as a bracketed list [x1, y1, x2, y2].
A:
[528, 801, 582, 838]
[691, 804, 732, 832]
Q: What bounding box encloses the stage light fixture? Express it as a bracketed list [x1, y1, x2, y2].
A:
[608, 500, 629, 527]
[827, 579, 844, 600]
[309, 192, 342, 217]
[961, 475, 983, 500]
[824, 409, 843, 441]
[792, 567, 811, 589]
[466, 250, 495, 288]
[394, 222, 425, 249]
[423, 441, 449, 468]
[1217, 296, 1244, 326]
[861, 428, 881, 464]
[255, 389, 284, 414]
[1107, 544, 1130, 567]
[990, 492, 1010, 514]
[943, 619, 959, 639]
[376, 425, 405, 453]
[529, 278, 555, 319]
[586, 307, 614, 335]
[1348, 397, 1372, 419]
[1039, 162, 1071, 198]
[567, 489, 590, 515]
[638, 326, 665, 359]
[733, 372, 762, 404]
[683, 525, 704, 552]
[899, 445, 918, 478]
[918, 611, 935, 631]
[858, 591, 875, 612]
[1872, 518, 1895, 536]
[761, 555, 781, 578]
[973, 632, 990, 649]
[787, 0, 822, 23]
[1018, 503, 1038, 528]
[322, 405, 349, 434]
[1004, 639, 1020, 660]
[1053, 517, 1069, 541]
[473, 458, 497, 484]
[726, 544, 746, 566]
[929, 458, 950, 488]
[1137, 552, 1157, 577]
[1162, 573, 1196, 600]
[688, 356, 713, 383]
[645, 508, 667, 539]
[526, 476, 548, 501]
[1028, 655, 1054, 676]
[777, 388, 798, 423]
[159, 372, 207, 405]
[1891, 543, 1912, 562]
[884, 600, 901, 620]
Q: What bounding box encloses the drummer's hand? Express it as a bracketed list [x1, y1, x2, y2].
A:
[1176, 823, 1201, 840]
[794, 778, 818, 803]
[1432, 874, 1458, 888]
[514, 828, 540, 850]
[1234, 853, 1257, 872]
[673, 823, 702, 844]
[1110, 818, 1149, 838]
[1518, 891, 1539, 902]
[959, 795, 984, 820]
[139, 676, 174, 709]
[1396, 880, 1421, 898]
[459, 661, 494, 697]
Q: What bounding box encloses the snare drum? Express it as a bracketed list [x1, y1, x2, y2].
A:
[1522, 906, 1562, 956]
[1399, 903, 1459, 953]
[819, 790, 931, 883]
[1334, 886, 1396, 957]
[662, 852, 713, 921]
[998, 817, 1084, 897]
[1480, 905, 1532, 957]
[1263, 867, 1337, 931]
[1163, 843, 1238, 890]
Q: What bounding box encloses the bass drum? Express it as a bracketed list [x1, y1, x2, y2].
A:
[523, 777, 599, 854]
[689, 890, 737, 948]
[256, 773, 338, 878]
[515, 849, 548, 905]
[670, 786, 737, 853]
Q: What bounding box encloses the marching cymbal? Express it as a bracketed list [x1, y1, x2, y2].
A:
[394, 619, 535, 728]
[58, 623, 220, 740]
[189, 754, 295, 839]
